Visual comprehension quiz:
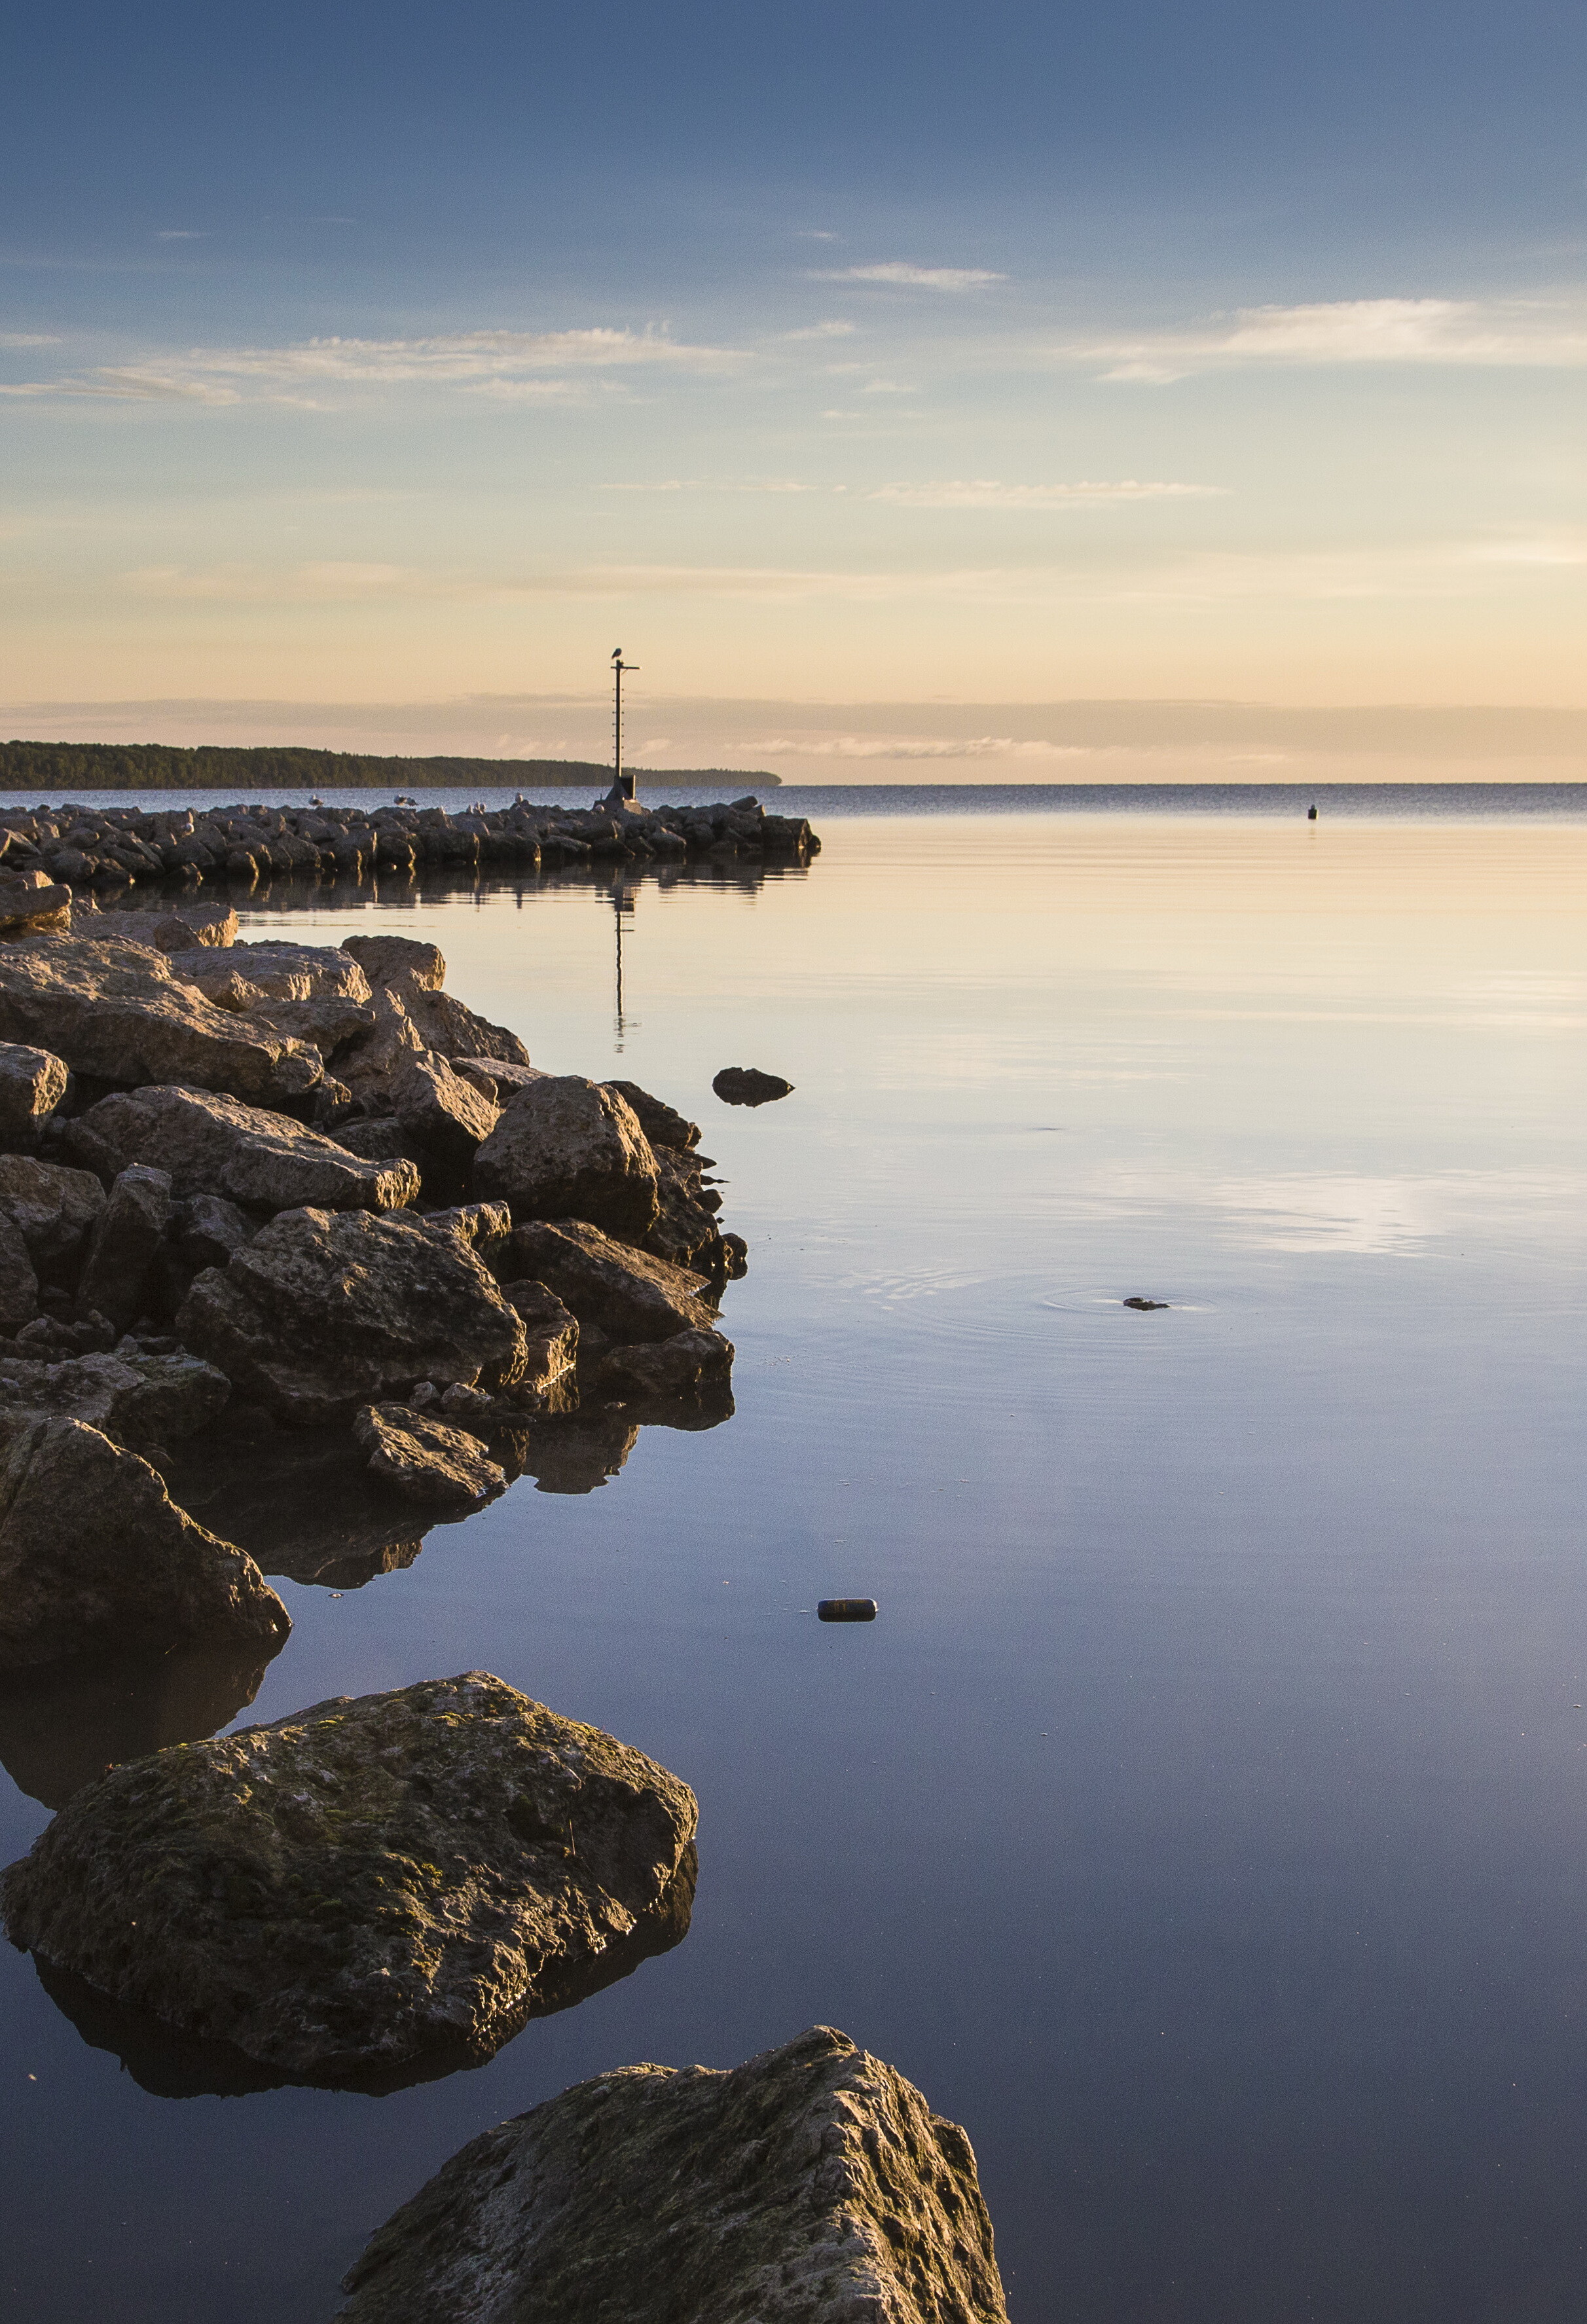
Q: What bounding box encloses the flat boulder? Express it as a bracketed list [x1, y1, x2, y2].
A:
[0, 1414, 288, 1671]
[67, 1086, 420, 1214]
[2, 1671, 698, 2086]
[713, 1065, 794, 1106]
[147, 903, 238, 952]
[334, 2024, 1008, 2324]
[500, 1220, 715, 1344]
[166, 939, 373, 1008]
[177, 1207, 528, 1426]
[354, 1404, 505, 1509]
[473, 1078, 660, 1239]
[0, 935, 323, 1103]
[0, 1042, 69, 1151]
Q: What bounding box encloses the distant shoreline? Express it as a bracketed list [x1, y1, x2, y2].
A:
[0, 741, 780, 793]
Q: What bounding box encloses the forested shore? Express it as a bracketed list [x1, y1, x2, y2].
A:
[0, 741, 778, 793]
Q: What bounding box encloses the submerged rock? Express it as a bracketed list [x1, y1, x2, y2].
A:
[67, 1085, 420, 1214]
[177, 1207, 528, 1426]
[712, 1065, 794, 1106]
[473, 1076, 660, 1239]
[334, 2024, 1008, 2324]
[0, 1415, 288, 1671]
[354, 1403, 506, 1509]
[2, 1671, 699, 2086]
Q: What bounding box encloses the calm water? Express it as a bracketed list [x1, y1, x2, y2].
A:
[5, 806, 1587, 2322]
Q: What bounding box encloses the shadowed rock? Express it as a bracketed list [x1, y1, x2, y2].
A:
[3, 1671, 699, 2088]
[0, 1152, 105, 1268]
[0, 1042, 69, 1151]
[0, 1212, 37, 1333]
[0, 1347, 230, 1449]
[354, 1403, 506, 1509]
[177, 1207, 528, 1426]
[604, 1078, 700, 1153]
[333, 2024, 1008, 2324]
[392, 1049, 500, 1165]
[75, 1163, 172, 1330]
[67, 1085, 420, 1214]
[473, 1078, 660, 1239]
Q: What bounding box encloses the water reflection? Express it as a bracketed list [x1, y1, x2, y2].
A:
[0, 1637, 284, 1810]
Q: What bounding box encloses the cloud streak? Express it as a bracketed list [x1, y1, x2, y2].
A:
[1076, 297, 1587, 380]
[870, 479, 1224, 507]
[811, 263, 1006, 291]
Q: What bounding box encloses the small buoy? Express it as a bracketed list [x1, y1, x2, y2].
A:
[818, 1598, 877, 1622]
[1307, 804, 1318, 821]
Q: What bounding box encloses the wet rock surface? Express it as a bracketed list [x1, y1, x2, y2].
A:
[334, 2023, 1007, 2324]
[3, 1671, 699, 2086]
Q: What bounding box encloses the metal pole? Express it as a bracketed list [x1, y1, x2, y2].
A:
[611, 647, 639, 802]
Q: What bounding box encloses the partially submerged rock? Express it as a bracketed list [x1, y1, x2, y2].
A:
[501, 1220, 716, 1344]
[596, 1327, 733, 1401]
[334, 2024, 1007, 2324]
[67, 1085, 420, 1214]
[0, 1415, 288, 1671]
[0, 1041, 69, 1150]
[354, 1403, 505, 1509]
[714, 1064, 794, 1106]
[177, 1206, 528, 1426]
[473, 1076, 660, 1239]
[3, 1671, 699, 2087]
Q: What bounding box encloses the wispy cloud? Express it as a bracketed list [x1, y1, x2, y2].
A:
[1076, 297, 1587, 380]
[0, 369, 238, 403]
[870, 479, 1224, 507]
[812, 263, 1006, 291]
[600, 478, 818, 494]
[739, 733, 1079, 760]
[156, 230, 206, 242]
[780, 319, 857, 340]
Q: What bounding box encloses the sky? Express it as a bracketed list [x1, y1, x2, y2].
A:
[1, 0, 1584, 776]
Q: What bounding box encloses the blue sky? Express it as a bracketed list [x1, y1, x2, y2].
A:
[2, 0, 1584, 768]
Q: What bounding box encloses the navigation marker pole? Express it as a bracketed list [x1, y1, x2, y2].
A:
[611, 646, 640, 803]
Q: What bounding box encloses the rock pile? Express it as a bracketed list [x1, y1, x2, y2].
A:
[0, 795, 818, 892]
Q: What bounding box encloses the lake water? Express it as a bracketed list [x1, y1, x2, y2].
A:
[5, 798, 1587, 2322]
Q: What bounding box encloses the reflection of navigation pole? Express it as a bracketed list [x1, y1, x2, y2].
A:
[611, 880, 636, 1046]
[611, 647, 640, 803]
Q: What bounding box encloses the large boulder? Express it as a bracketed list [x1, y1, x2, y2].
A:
[333, 2024, 1008, 2324]
[0, 1042, 69, 1152]
[0, 1152, 105, 1267]
[167, 939, 372, 1008]
[500, 1220, 715, 1344]
[0, 1415, 288, 1671]
[0, 872, 73, 937]
[177, 1207, 528, 1426]
[75, 1164, 172, 1330]
[0, 935, 323, 1102]
[3, 1672, 699, 2086]
[354, 1404, 505, 1509]
[604, 1078, 700, 1153]
[147, 903, 238, 951]
[473, 1078, 660, 1239]
[67, 1086, 420, 1214]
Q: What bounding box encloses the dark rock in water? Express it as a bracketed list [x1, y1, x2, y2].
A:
[474, 1075, 661, 1240]
[333, 2023, 1007, 2324]
[1122, 1296, 1169, 1311]
[177, 1206, 527, 1427]
[596, 1327, 733, 1401]
[644, 1144, 727, 1272]
[500, 1220, 715, 1345]
[2, 1671, 699, 2088]
[0, 1041, 69, 1151]
[818, 1598, 878, 1622]
[164, 1423, 429, 1590]
[712, 1065, 794, 1107]
[75, 1163, 172, 1331]
[67, 1085, 420, 1214]
[603, 1078, 700, 1153]
[0, 1415, 289, 1671]
[0, 1633, 282, 1809]
[354, 1403, 506, 1509]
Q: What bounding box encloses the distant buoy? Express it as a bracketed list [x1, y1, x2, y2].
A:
[818, 1599, 877, 1622]
[1307, 804, 1318, 821]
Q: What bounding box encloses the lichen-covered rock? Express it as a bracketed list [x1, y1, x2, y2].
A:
[0, 1152, 105, 1267]
[0, 1042, 69, 1152]
[0, 1415, 288, 1670]
[75, 1164, 172, 1330]
[333, 2024, 1008, 2324]
[354, 1403, 505, 1508]
[67, 1085, 420, 1214]
[2, 1671, 699, 2085]
[500, 1220, 716, 1343]
[713, 1064, 794, 1106]
[596, 1327, 733, 1400]
[177, 1206, 528, 1426]
[473, 1077, 660, 1239]
[0, 935, 323, 1102]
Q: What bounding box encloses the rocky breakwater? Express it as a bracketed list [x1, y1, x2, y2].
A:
[0, 793, 818, 892]
[3, 1672, 699, 2090]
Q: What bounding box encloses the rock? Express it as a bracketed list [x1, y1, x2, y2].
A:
[341, 935, 530, 1069]
[0, 871, 74, 934]
[0, 1348, 232, 1447]
[713, 1065, 794, 1106]
[605, 1078, 700, 1153]
[0, 1042, 69, 1151]
[0, 935, 323, 1102]
[1122, 1296, 1169, 1311]
[452, 1059, 545, 1104]
[499, 1220, 715, 1344]
[67, 1086, 421, 1214]
[500, 1280, 579, 1386]
[596, 1327, 733, 1400]
[247, 994, 378, 1056]
[644, 1145, 727, 1271]
[331, 1114, 424, 1166]
[473, 1077, 660, 1239]
[0, 1152, 105, 1268]
[173, 1191, 254, 1271]
[147, 903, 238, 951]
[2, 1671, 699, 2086]
[0, 1212, 38, 1334]
[0, 1415, 289, 1671]
[333, 2024, 1008, 2324]
[392, 1049, 500, 1165]
[75, 1164, 173, 1331]
[340, 935, 445, 991]
[354, 1404, 506, 1508]
[422, 1201, 512, 1250]
[177, 1206, 528, 1426]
